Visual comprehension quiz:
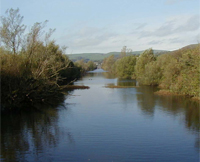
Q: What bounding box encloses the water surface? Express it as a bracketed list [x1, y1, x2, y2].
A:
[1, 71, 199, 162]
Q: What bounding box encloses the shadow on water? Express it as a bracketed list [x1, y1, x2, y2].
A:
[86, 71, 113, 78]
[156, 95, 199, 132]
[136, 86, 158, 117]
[136, 85, 199, 131]
[135, 85, 199, 151]
[156, 95, 200, 151]
[1, 93, 74, 162]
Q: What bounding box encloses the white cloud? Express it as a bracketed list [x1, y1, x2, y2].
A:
[174, 15, 200, 32]
[57, 14, 200, 53]
[135, 14, 200, 50]
[134, 23, 147, 30]
[139, 14, 200, 38]
[58, 26, 119, 53]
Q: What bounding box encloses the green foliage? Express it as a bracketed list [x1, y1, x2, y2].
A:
[87, 60, 97, 71]
[135, 48, 155, 84]
[142, 61, 162, 85]
[102, 45, 200, 98]
[141, 45, 200, 97]
[74, 59, 97, 76]
[101, 55, 116, 73]
[0, 8, 82, 111]
[136, 45, 200, 97]
[160, 46, 200, 97]
[114, 55, 136, 79]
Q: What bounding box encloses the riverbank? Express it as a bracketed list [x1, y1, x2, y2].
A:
[101, 44, 200, 100]
[154, 90, 200, 101]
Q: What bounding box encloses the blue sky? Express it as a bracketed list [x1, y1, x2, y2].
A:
[1, 0, 200, 53]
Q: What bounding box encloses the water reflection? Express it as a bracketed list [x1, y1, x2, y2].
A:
[106, 78, 136, 87]
[1, 71, 199, 161]
[155, 95, 199, 132]
[136, 86, 158, 117]
[103, 74, 199, 133]
[133, 83, 199, 133]
[102, 72, 116, 79]
[117, 79, 136, 86]
[1, 103, 73, 162]
[155, 96, 199, 151]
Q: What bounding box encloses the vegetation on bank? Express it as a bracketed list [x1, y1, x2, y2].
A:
[0, 8, 96, 112]
[102, 44, 200, 99]
[74, 59, 97, 75]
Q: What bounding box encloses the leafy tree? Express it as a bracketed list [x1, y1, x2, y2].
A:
[74, 59, 97, 76]
[115, 55, 136, 79]
[143, 61, 162, 85]
[87, 60, 97, 71]
[101, 55, 116, 73]
[157, 45, 200, 97]
[135, 48, 155, 84]
[164, 46, 199, 96]
[101, 44, 200, 99]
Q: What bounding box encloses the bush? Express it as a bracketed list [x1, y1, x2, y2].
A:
[114, 55, 136, 79]
[135, 48, 155, 84]
[0, 9, 82, 111]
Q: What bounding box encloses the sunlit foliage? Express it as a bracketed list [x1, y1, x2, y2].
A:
[74, 59, 97, 76]
[114, 55, 137, 79]
[102, 45, 200, 98]
[0, 8, 82, 111]
[101, 55, 116, 73]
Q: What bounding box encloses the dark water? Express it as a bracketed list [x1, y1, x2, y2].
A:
[1, 70, 199, 162]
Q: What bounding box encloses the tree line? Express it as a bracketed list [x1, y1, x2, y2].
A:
[0, 8, 96, 112]
[102, 45, 200, 99]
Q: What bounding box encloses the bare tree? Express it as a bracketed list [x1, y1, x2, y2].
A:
[0, 8, 26, 54]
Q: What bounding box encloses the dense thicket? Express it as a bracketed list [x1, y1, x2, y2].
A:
[0, 9, 95, 111]
[74, 59, 97, 75]
[102, 45, 200, 99]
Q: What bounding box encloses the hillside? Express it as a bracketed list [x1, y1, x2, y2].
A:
[177, 44, 199, 51]
[67, 50, 168, 62]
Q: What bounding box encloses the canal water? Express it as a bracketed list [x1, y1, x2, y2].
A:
[1, 70, 199, 162]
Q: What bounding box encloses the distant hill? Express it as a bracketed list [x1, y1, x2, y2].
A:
[177, 44, 199, 51]
[167, 43, 199, 57]
[67, 50, 168, 62]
